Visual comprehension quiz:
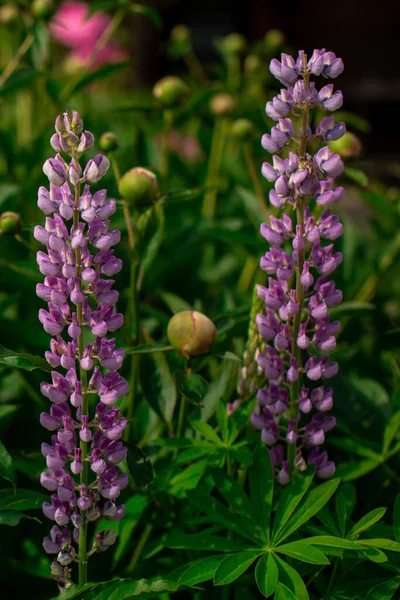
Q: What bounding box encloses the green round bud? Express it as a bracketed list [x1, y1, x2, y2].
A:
[153, 76, 188, 108]
[210, 93, 236, 117]
[0, 212, 22, 235]
[0, 4, 19, 23]
[231, 118, 254, 140]
[329, 132, 362, 159]
[264, 29, 285, 49]
[220, 33, 247, 56]
[119, 167, 158, 207]
[99, 132, 120, 153]
[170, 24, 191, 45]
[167, 311, 217, 358]
[244, 55, 263, 75]
[32, 0, 54, 20]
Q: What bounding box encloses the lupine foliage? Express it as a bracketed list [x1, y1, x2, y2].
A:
[1, 3, 400, 600]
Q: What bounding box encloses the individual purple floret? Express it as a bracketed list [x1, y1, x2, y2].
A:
[253, 50, 345, 482]
[36, 111, 128, 586]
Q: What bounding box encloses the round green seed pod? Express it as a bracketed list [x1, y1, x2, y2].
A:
[210, 93, 236, 117]
[264, 29, 285, 49]
[220, 33, 247, 56]
[232, 118, 254, 140]
[99, 132, 120, 153]
[153, 76, 188, 108]
[119, 167, 158, 207]
[167, 311, 217, 358]
[32, 0, 54, 20]
[329, 132, 362, 158]
[0, 212, 22, 235]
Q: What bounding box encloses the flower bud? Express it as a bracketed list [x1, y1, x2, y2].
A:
[0, 211, 22, 235]
[0, 4, 19, 23]
[167, 311, 216, 357]
[244, 55, 264, 75]
[153, 76, 188, 108]
[83, 154, 110, 183]
[220, 33, 247, 56]
[329, 132, 362, 158]
[232, 118, 254, 140]
[210, 93, 236, 117]
[264, 29, 285, 49]
[99, 132, 120, 153]
[118, 167, 158, 207]
[32, 0, 54, 20]
[43, 155, 68, 186]
[170, 24, 191, 56]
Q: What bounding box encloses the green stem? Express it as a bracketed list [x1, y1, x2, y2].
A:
[0, 32, 35, 89]
[15, 233, 36, 253]
[243, 142, 269, 218]
[176, 394, 187, 438]
[287, 63, 309, 478]
[126, 523, 154, 574]
[202, 118, 227, 219]
[72, 175, 89, 585]
[185, 50, 207, 83]
[161, 109, 173, 179]
[227, 56, 241, 92]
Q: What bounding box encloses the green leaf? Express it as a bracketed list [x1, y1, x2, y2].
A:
[130, 3, 162, 27]
[335, 459, 380, 481]
[125, 443, 154, 491]
[329, 301, 374, 317]
[214, 551, 261, 586]
[249, 445, 274, 539]
[382, 411, 400, 454]
[68, 61, 131, 95]
[0, 69, 40, 98]
[236, 186, 265, 228]
[365, 578, 400, 600]
[347, 508, 387, 539]
[275, 583, 297, 600]
[274, 556, 309, 600]
[0, 440, 15, 488]
[271, 471, 314, 544]
[275, 478, 340, 544]
[140, 350, 177, 427]
[158, 290, 192, 313]
[361, 546, 388, 563]
[228, 400, 256, 445]
[275, 542, 329, 565]
[335, 491, 347, 537]
[186, 490, 260, 544]
[190, 420, 221, 444]
[302, 536, 363, 550]
[216, 399, 228, 443]
[0, 345, 51, 372]
[54, 578, 180, 600]
[0, 511, 41, 526]
[126, 344, 173, 355]
[231, 445, 253, 466]
[112, 495, 148, 568]
[167, 531, 249, 552]
[214, 351, 242, 363]
[344, 167, 369, 187]
[361, 538, 400, 552]
[394, 494, 400, 543]
[0, 489, 47, 511]
[176, 372, 209, 405]
[210, 468, 254, 520]
[255, 553, 278, 598]
[172, 555, 227, 586]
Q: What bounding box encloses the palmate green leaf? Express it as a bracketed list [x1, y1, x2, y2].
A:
[382, 411, 400, 454]
[347, 507, 387, 539]
[167, 531, 250, 552]
[393, 494, 400, 542]
[274, 556, 309, 600]
[0, 489, 47, 511]
[360, 547, 388, 563]
[249, 445, 273, 540]
[335, 491, 347, 537]
[158, 290, 192, 313]
[333, 578, 393, 599]
[111, 495, 148, 569]
[274, 478, 340, 545]
[275, 583, 297, 600]
[0, 511, 41, 526]
[271, 470, 314, 544]
[360, 538, 400, 552]
[365, 578, 400, 600]
[190, 420, 221, 444]
[328, 436, 380, 460]
[186, 490, 261, 544]
[214, 351, 242, 363]
[54, 578, 180, 600]
[275, 542, 329, 565]
[302, 535, 364, 550]
[214, 551, 262, 586]
[0, 345, 51, 372]
[228, 400, 256, 445]
[168, 460, 209, 497]
[231, 445, 253, 466]
[170, 554, 227, 586]
[140, 349, 176, 426]
[216, 399, 229, 443]
[335, 459, 380, 482]
[176, 373, 209, 405]
[125, 443, 154, 491]
[125, 344, 173, 355]
[255, 553, 279, 598]
[68, 61, 131, 95]
[210, 468, 254, 520]
[0, 440, 15, 488]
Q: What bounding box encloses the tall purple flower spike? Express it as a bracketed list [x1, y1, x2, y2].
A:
[253, 49, 345, 483]
[36, 110, 128, 587]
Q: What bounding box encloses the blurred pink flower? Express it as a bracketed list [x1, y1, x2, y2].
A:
[50, 1, 126, 68]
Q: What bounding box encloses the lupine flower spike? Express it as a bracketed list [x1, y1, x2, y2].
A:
[252, 49, 345, 483]
[36, 111, 128, 589]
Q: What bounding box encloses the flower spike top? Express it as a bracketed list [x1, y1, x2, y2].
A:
[252, 50, 345, 483]
[36, 110, 128, 589]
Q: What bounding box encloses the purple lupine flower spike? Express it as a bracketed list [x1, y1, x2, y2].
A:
[37, 111, 128, 586]
[253, 50, 345, 482]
